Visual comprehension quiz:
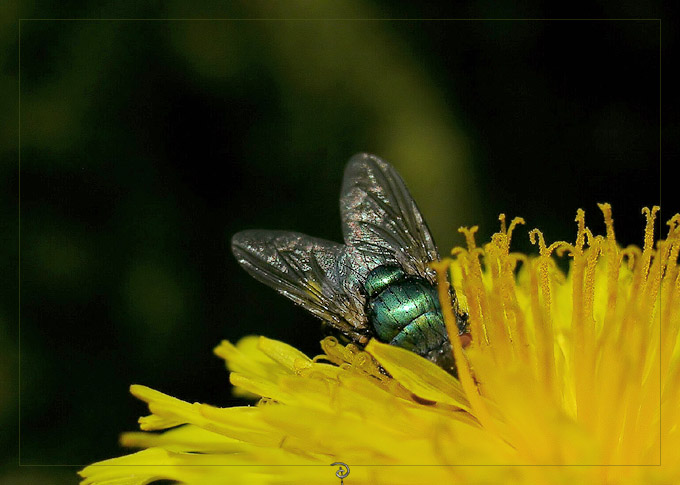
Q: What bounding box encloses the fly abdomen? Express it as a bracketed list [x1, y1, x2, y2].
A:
[364, 265, 447, 356]
[389, 311, 448, 355]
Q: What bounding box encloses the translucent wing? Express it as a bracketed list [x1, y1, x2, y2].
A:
[340, 153, 440, 283]
[231, 230, 370, 338]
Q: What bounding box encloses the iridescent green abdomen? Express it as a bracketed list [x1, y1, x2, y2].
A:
[364, 265, 449, 357]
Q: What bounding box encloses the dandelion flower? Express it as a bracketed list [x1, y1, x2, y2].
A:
[79, 204, 679, 484]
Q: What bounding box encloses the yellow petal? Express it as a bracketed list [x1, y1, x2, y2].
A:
[366, 339, 470, 410]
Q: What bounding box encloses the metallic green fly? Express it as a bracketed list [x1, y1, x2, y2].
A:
[232, 154, 468, 375]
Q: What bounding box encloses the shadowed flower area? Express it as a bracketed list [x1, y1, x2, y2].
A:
[79, 204, 678, 484]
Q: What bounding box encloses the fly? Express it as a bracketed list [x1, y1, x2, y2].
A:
[231, 153, 468, 375]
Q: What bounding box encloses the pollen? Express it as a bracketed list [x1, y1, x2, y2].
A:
[79, 206, 680, 485]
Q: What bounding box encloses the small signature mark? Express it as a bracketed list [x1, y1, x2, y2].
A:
[330, 462, 350, 484]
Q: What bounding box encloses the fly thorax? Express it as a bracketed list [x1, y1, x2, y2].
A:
[363, 265, 406, 298]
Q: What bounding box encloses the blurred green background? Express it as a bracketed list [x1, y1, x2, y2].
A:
[2, 2, 664, 483]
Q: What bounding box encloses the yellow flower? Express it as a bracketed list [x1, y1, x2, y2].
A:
[79, 205, 679, 484]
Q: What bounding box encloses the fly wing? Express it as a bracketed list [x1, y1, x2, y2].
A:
[231, 230, 369, 338]
[340, 153, 440, 283]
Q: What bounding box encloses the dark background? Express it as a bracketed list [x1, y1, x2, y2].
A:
[2, 2, 668, 483]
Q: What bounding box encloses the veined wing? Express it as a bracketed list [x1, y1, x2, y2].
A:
[340, 153, 440, 283]
[231, 230, 369, 338]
